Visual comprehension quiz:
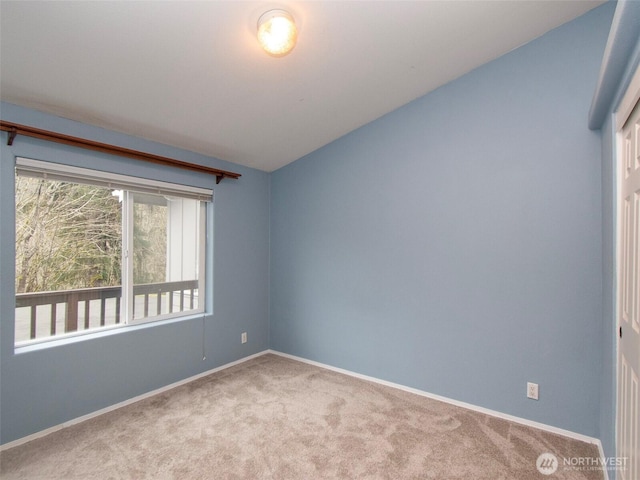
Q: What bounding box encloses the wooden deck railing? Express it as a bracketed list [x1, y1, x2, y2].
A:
[16, 280, 199, 340]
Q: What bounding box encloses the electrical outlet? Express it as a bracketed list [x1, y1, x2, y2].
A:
[241, 332, 247, 344]
[527, 382, 539, 400]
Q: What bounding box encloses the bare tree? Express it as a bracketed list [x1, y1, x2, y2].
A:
[15, 177, 122, 293]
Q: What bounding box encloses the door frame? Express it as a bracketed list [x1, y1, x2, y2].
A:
[615, 63, 640, 480]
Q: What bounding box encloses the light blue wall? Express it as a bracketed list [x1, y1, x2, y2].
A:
[270, 4, 614, 438]
[600, 113, 618, 460]
[0, 2, 624, 450]
[592, 1, 640, 459]
[0, 102, 270, 445]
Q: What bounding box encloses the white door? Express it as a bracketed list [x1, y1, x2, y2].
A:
[617, 77, 640, 480]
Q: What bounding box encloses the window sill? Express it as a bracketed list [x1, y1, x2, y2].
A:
[14, 311, 210, 355]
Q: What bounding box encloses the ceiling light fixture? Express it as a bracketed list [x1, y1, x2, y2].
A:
[257, 9, 298, 57]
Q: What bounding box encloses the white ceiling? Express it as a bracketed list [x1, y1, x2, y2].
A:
[0, 1, 604, 172]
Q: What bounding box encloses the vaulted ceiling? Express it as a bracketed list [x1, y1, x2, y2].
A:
[0, 1, 604, 172]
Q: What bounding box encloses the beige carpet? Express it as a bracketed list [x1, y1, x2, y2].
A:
[0, 354, 604, 479]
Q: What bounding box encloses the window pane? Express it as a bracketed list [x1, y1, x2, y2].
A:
[15, 158, 209, 346]
[131, 194, 201, 321]
[15, 176, 122, 343]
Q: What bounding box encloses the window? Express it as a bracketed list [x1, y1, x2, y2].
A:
[14, 157, 211, 345]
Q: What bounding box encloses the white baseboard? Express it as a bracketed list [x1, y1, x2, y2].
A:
[2, 348, 606, 464]
[597, 441, 611, 480]
[0, 350, 271, 451]
[268, 349, 603, 447]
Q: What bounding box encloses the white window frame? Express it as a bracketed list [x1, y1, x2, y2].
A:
[15, 157, 212, 345]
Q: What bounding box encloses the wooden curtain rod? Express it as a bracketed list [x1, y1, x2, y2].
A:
[0, 120, 241, 184]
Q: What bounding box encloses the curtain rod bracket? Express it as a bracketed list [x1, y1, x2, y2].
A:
[7, 127, 17, 146]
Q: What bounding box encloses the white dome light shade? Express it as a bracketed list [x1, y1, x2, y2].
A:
[257, 9, 298, 57]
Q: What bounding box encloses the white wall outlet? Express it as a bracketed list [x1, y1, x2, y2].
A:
[241, 332, 247, 344]
[527, 382, 539, 400]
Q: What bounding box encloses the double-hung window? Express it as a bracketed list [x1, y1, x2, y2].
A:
[14, 157, 211, 345]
